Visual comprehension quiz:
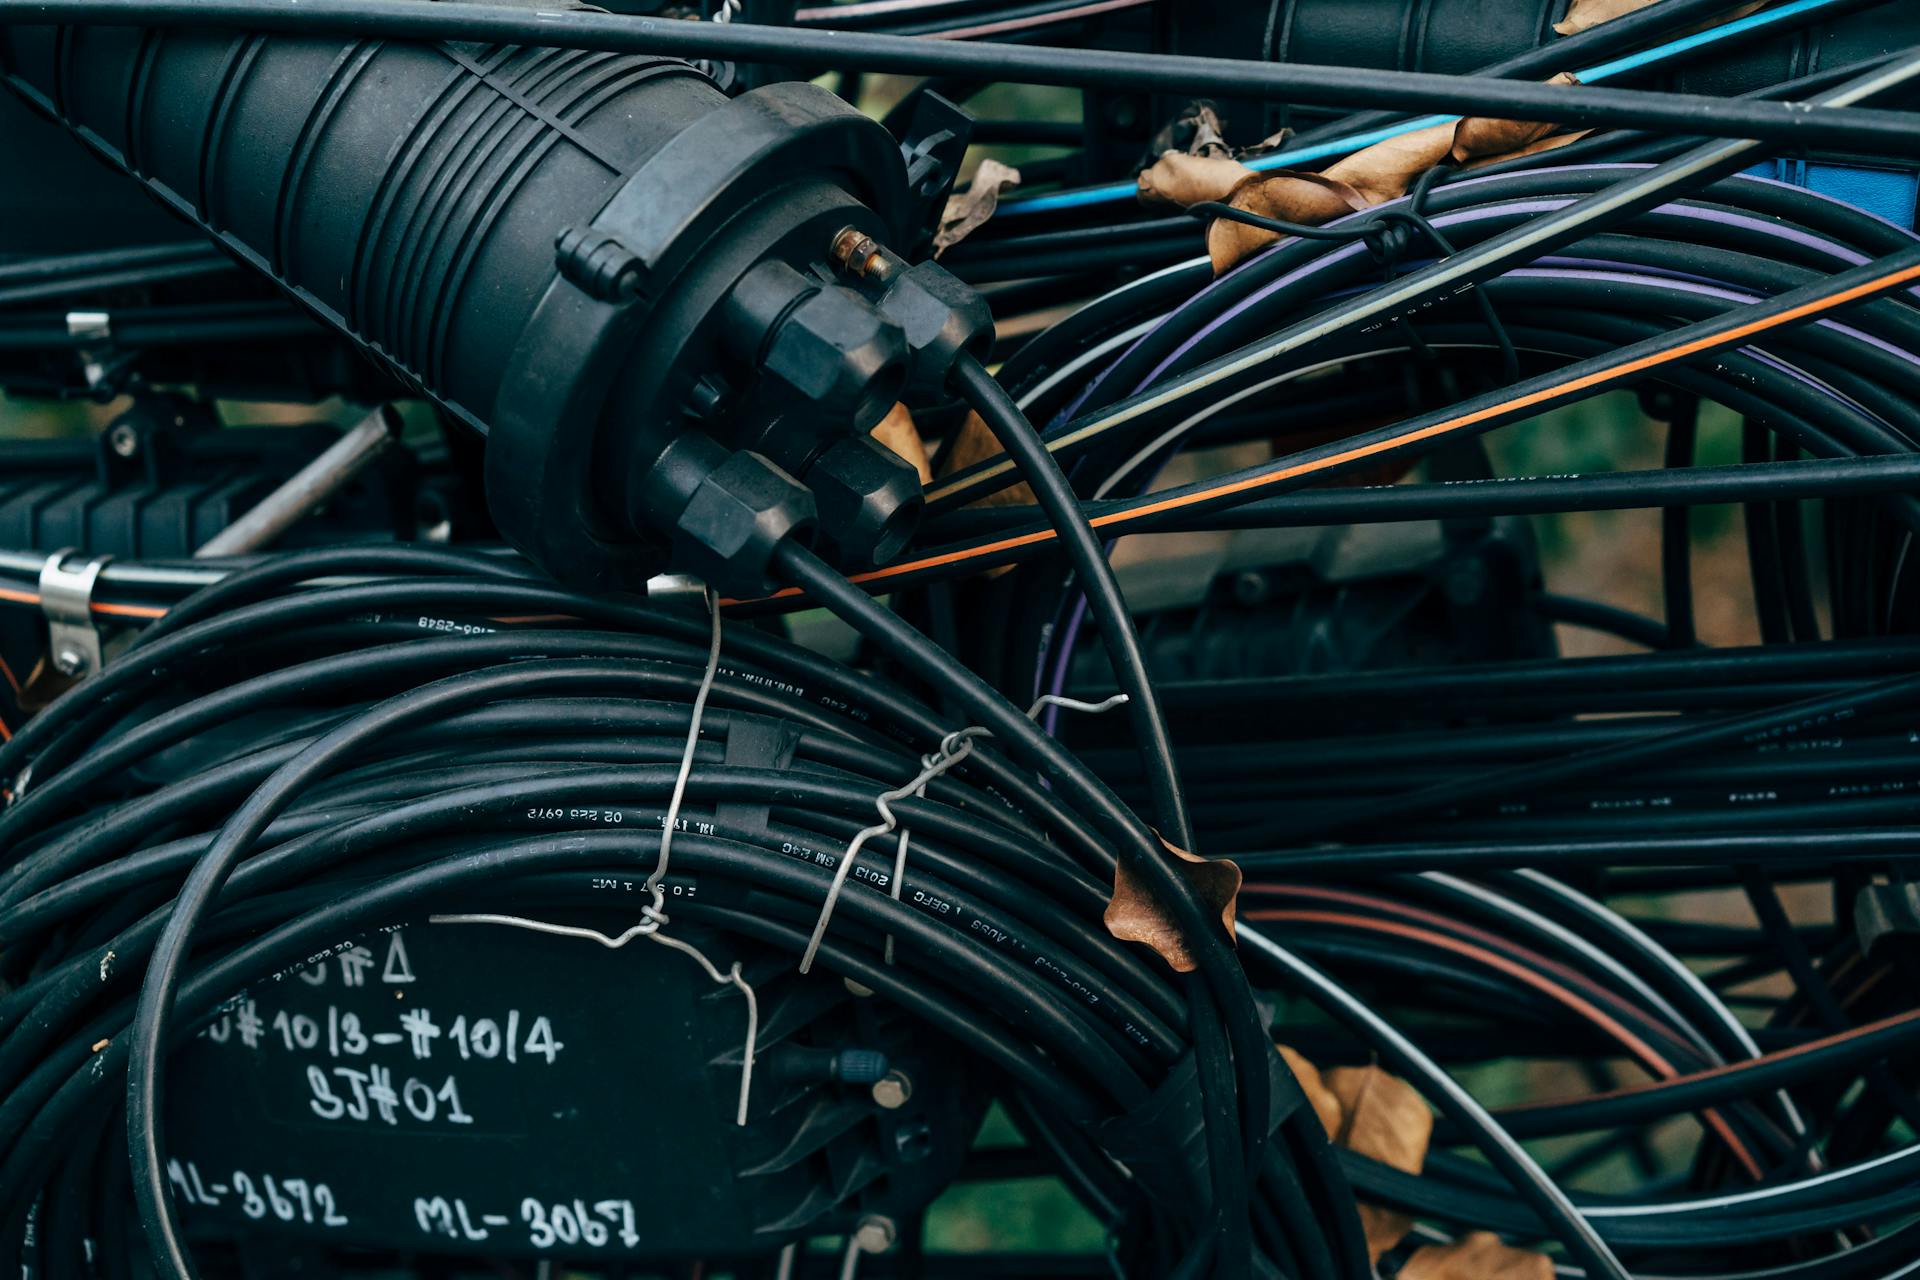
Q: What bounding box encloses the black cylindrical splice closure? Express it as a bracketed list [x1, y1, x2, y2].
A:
[0, 3, 930, 589]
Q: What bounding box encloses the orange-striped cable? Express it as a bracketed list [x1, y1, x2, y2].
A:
[1247, 906, 1766, 1180]
[717, 254, 1920, 607]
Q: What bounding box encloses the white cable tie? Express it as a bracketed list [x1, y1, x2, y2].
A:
[798, 730, 984, 975]
[1026, 692, 1130, 719]
[430, 910, 758, 1125]
[839, 695, 1129, 971]
[884, 819, 915, 967]
[650, 931, 759, 1126]
[429, 913, 664, 947]
[647, 584, 721, 919]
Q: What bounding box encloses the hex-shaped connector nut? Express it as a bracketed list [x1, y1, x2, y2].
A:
[763, 286, 908, 434]
[877, 261, 993, 396]
[671, 449, 817, 596]
[805, 435, 925, 568]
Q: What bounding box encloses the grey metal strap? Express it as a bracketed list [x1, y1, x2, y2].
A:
[38, 548, 111, 679]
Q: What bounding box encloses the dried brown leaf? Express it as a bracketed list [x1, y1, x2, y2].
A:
[1553, 0, 1657, 35]
[1146, 100, 1234, 162]
[934, 160, 1022, 258]
[1451, 73, 1579, 163]
[1325, 120, 1455, 204]
[1325, 1064, 1431, 1172]
[1207, 170, 1363, 273]
[1104, 841, 1241, 973]
[1277, 1045, 1345, 1137]
[1186, 102, 1232, 158]
[1137, 151, 1256, 209]
[1325, 1064, 1432, 1259]
[1201, 73, 1584, 273]
[1463, 128, 1593, 169]
[1556, 0, 1763, 36]
[1241, 125, 1297, 160]
[872, 403, 932, 486]
[1401, 1233, 1555, 1280]
[937, 410, 1035, 509]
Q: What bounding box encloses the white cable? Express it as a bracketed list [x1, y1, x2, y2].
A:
[1028, 692, 1130, 718]
[1577, 1140, 1920, 1219]
[428, 914, 664, 950]
[1421, 872, 1720, 1062]
[1014, 319, 1160, 413]
[1238, 921, 1629, 1280]
[883, 821, 915, 967]
[1248, 914, 1898, 1225]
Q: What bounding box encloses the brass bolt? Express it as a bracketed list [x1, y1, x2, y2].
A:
[870, 1069, 912, 1110]
[852, 1215, 897, 1254]
[830, 227, 889, 281]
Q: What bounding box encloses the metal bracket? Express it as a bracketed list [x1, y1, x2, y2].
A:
[66, 310, 114, 393]
[38, 549, 111, 680]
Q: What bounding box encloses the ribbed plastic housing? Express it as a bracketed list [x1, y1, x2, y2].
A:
[1167, 0, 1920, 147]
[0, 22, 726, 431]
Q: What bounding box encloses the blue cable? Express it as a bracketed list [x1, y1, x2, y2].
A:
[997, 0, 1854, 219]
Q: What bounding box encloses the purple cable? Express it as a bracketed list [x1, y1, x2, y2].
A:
[1029, 169, 1920, 724]
[1064, 165, 1920, 416]
[1034, 262, 1920, 712]
[1138, 198, 1914, 392]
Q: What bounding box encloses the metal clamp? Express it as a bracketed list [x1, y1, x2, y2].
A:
[38, 549, 112, 679]
[66, 311, 114, 392]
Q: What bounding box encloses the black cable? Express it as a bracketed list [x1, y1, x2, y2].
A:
[769, 540, 1289, 1280]
[8, 1, 1920, 154]
[949, 353, 1192, 850]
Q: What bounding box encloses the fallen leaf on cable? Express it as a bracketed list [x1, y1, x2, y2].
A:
[1553, 0, 1658, 34]
[933, 160, 1022, 257]
[1452, 73, 1579, 163]
[1103, 839, 1241, 973]
[938, 410, 1036, 509]
[1145, 100, 1235, 163]
[1183, 102, 1232, 159]
[1275, 1048, 1463, 1262]
[1401, 1232, 1554, 1279]
[1325, 1063, 1433, 1259]
[1200, 75, 1580, 272]
[1137, 151, 1256, 209]
[1241, 125, 1298, 160]
[1204, 169, 1365, 273]
[872, 403, 932, 486]
[1275, 1051, 1553, 1272]
[1330, 121, 1456, 204]
[1464, 128, 1593, 168]
[1276, 1045, 1345, 1142]
[1555, 0, 1764, 36]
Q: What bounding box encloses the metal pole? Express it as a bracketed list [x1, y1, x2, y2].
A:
[196, 406, 398, 558]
